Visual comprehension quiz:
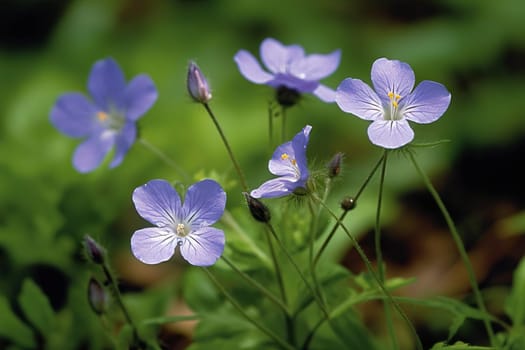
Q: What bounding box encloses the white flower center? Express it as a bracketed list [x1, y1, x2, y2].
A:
[384, 91, 403, 121]
[281, 153, 300, 179]
[97, 110, 126, 131]
[175, 223, 190, 237]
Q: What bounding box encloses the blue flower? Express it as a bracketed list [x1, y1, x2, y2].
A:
[131, 179, 226, 267]
[335, 58, 451, 149]
[251, 125, 312, 198]
[50, 58, 158, 172]
[234, 38, 341, 103]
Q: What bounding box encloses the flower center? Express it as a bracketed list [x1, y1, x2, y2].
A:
[175, 223, 190, 237]
[96, 110, 126, 131]
[281, 153, 300, 178]
[385, 91, 403, 121]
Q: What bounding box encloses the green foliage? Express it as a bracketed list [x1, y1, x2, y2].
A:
[1, 0, 524, 348]
[18, 279, 56, 336]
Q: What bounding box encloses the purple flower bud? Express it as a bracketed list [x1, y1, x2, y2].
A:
[327, 152, 344, 178]
[88, 278, 110, 314]
[243, 192, 271, 223]
[84, 235, 106, 264]
[187, 61, 212, 103]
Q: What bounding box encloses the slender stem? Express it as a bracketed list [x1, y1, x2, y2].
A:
[138, 138, 190, 183]
[281, 106, 287, 143]
[265, 222, 330, 319]
[101, 264, 144, 348]
[202, 268, 295, 350]
[374, 150, 398, 350]
[221, 256, 290, 315]
[202, 103, 249, 192]
[375, 150, 388, 282]
[312, 152, 385, 268]
[355, 152, 387, 202]
[263, 230, 296, 345]
[312, 209, 349, 268]
[268, 101, 274, 152]
[406, 149, 497, 346]
[312, 195, 423, 350]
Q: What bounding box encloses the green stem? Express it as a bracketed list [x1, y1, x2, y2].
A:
[138, 138, 190, 183]
[202, 268, 295, 350]
[263, 229, 296, 345]
[312, 195, 423, 350]
[374, 150, 398, 350]
[202, 103, 249, 192]
[281, 106, 287, 142]
[406, 149, 497, 346]
[221, 256, 290, 315]
[265, 222, 330, 319]
[268, 101, 274, 152]
[312, 152, 385, 268]
[101, 264, 144, 349]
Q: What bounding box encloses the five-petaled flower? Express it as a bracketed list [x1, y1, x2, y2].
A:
[335, 58, 451, 149]
[234, 38, 341, 105]
[131, 179, 226, 267]
[50, 57, 158, 173]
[251, 125, 312, 199]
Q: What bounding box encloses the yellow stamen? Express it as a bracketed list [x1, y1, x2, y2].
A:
[281, 153, 289, 160]
[392, 100, 398, 108]
[176, 223, 187, 236]
[97, 111, 108, 122]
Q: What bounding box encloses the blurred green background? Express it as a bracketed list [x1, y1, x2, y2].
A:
[1, 0, 525, 348]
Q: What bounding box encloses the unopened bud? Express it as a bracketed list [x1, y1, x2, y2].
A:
[88, 278, 110, 314]
[243, 192, 271, 223]
[340, 196, 356, 211]
[84, 235, 106, 264]
[187, 61, 212, 103]
[327, 152, 344, 178]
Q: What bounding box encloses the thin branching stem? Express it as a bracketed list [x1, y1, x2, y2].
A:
[202, 268, 295, 350]
[312, 195, 423, 350]
[374, 150, 399, 350]
[221, 256, 290, 315]
[202, 103, 249, 192]
[406, 149, 497, 346]
[138, 138, 190, 183]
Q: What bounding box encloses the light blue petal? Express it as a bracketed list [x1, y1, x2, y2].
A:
[132, 179, 182, 227]
[367, 119, 414, 149]
[234, 50, 273, 84]
[402, 80, 451, 124]
[109, 121, 136, 168]
[122, 74, 158, 121]
[312, 84, 336, 103]
[290, 49, 341, 81]
[182, 179, 226, 227]
[72, 130, 115, 173]
[371, 58, 415, 105]
[268, 140, 296, 177]
[131, 227, 178, 264]
[336, 78, 383, 121]
[88, 58, 126, 110]
[179, 227, 225, 266]
[260, 38, 304, 74]
[250, 177, 297, 198]
[50, 93, 98, 137]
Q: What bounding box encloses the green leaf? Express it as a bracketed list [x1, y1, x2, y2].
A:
[328, 310, 377, 350]
[17, 279, 55, 335]
[140, 314, 200, 327]
[430, 340, 496, 349]
[0, 294, 36, 347]
[505, 256, 525, 325]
